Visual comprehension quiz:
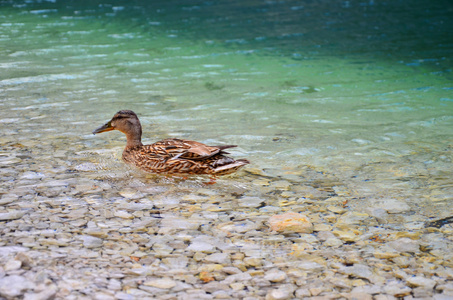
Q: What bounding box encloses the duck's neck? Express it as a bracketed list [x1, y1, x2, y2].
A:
[124, 126, 143, 148]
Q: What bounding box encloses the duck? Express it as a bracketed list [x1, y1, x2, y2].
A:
[92, 110, 249, 175]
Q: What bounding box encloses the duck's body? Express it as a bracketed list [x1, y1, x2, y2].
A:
[93, 110, 249, 175]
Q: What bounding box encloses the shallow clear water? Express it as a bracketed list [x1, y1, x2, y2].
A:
[1, 0, 452, 217]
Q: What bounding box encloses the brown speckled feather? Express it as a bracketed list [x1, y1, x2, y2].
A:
[93, 110, 249, 175]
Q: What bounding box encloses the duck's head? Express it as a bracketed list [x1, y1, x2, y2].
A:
[93, 110, 142, 139]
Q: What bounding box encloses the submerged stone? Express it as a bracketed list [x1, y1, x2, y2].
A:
[268, 212, 313, 233]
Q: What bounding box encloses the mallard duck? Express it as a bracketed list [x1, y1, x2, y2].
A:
[92, 110, 249, 175]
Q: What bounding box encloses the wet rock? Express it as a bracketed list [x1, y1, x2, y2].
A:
[238, 197, 264, 208]
[372, 199, 410, 214]
[337, 212, 369, 225]
[268, 212, 313, 233]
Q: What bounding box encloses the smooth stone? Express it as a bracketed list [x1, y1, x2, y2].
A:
[265, 284, 295, 300]
[0, 194, 19, 205]
[203, 282, 230, 293]
[0, 275, 36, 298]
[118, 189, 145, 199]
[296, 261, 324, 272]
[374, 252, 400, 259]
[406, 276, 437, 289]
[327, 206, 347, 214]
[160, 217, 201, 231]
[4, 259, 22, 271]
[0, 246, 29, 258]
[186, 242, 216, 253]
[20, 172, 45, 180]
[238, 197, 264, 208]
[295, 288, 311, 298]
[332, 230, 358, 242]
[204, 253, 231, 265]
[0, 210, 26, 220]
[383, 281, 412, 297]
[337, 212, 369, 225]
[270, 180, 291, 190]
[219, 220, 261, 233]
[388, 238, 420, 253]
[243, 257, 263, 268]
[162, 256, 189, 269]
[222, 272, 252, 285]
[81, 235, 103, 248]
[313, 224, 332, 232]
[114, 211, 134, 219]
[264, 269, 288, 283]
[347, 292, 373, 300]
[268, 212, 313, 233]
[143, 278, 177, 289]
[324, 237, 343, 247]
[372, 199, 410, 214]
[341, 264, 373, 281]
[23, 284, 58, 300]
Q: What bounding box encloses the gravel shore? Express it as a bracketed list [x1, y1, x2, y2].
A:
[1, 142, 452, 300]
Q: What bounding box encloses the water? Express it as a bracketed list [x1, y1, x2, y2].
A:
[1, 0, 452, 218]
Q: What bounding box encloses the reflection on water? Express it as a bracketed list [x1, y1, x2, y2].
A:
[0, 0, 452, 215]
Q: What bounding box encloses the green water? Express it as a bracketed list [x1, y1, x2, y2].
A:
[1, 1, 452, 216]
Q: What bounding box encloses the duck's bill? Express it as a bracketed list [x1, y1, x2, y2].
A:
[92, 122, 114, 134]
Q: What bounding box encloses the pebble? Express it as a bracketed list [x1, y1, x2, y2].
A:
[268, 212, 313, 233]
[371, 199, 411, 214]
[406, 276, 437, 289]
[143, 278, 177, 289]
[0, 194, 19, 205]
[340, 264, 373, 281]
[388, 238, 420, 253]
[265, 284, 295, 300]
[238, 197, 264, 208]
[0, 275, 35, 299]
[0, 210, 26, 220]
[4, 259, 22, 271]
[264, 269, 287, 282]
[81, 235, 103, 248]
[187, 242, 216, 253]
[204, 253, 231, 265]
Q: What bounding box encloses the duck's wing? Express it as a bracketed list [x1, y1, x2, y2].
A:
[151, 138, 237, 160]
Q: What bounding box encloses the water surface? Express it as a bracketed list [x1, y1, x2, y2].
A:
[1, 0, 452, 218]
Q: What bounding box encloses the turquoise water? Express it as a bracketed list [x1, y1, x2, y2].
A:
[1, 1, 452, 216]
